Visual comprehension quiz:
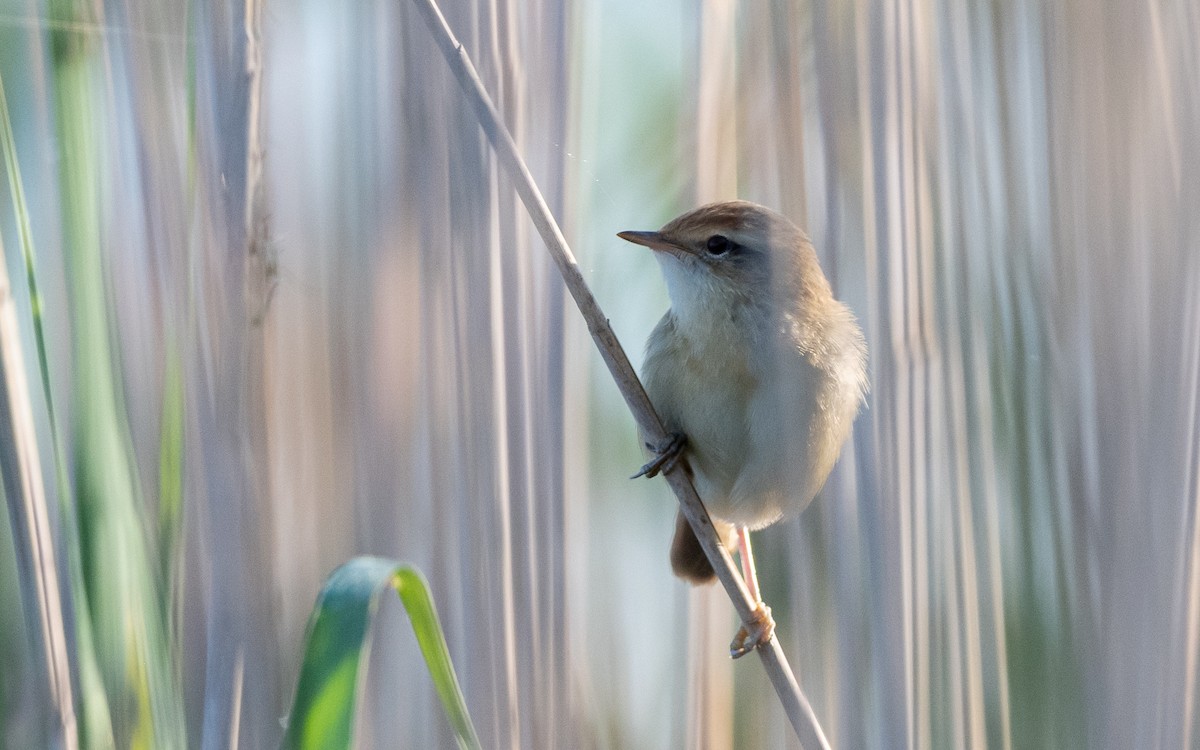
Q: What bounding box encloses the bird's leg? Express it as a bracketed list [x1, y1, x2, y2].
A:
[738, 525, 761, 603]
[730, 526, 775, 659]
[631, 432, 688, 479]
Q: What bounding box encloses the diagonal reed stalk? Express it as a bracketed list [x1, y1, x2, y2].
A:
[408, 0, 830, 746]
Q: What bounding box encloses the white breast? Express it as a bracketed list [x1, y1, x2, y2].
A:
[641, 307, 865, 529]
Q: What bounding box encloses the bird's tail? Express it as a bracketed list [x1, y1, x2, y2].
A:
[670, 510, 733, 584]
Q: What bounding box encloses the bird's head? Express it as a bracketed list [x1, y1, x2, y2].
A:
[618, 200, 825, 324]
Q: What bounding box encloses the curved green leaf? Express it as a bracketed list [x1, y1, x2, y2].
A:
[282, 557, 481, 750]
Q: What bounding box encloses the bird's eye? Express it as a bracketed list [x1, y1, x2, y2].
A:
[705, 235, 735, 255]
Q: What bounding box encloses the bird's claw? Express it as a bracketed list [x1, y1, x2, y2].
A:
[729, 603, 774, 659]
[631, 432, 688, 479]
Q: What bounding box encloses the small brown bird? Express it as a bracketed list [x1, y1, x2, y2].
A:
[619, 201, 867, 657]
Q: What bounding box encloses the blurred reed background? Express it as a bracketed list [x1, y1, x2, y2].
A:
[1, 0, 1199, 747]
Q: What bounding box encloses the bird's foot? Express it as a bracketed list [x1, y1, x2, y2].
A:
[631, 432, 688, 479]
[729, 602, 774, 659]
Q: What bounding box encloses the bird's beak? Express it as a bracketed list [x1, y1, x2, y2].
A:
[617, 230, 691, 258]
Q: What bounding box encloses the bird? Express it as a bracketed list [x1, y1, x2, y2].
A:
[617, 200, 867, 657]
